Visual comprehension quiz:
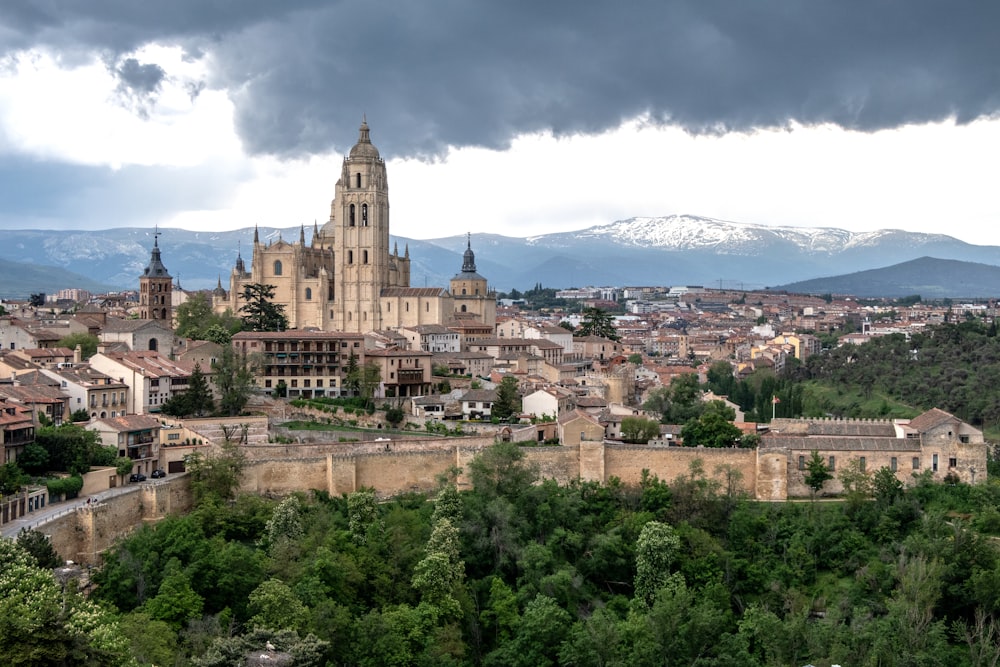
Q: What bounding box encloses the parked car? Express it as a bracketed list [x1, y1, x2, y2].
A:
[150, 469, 166, 479]
[129, 473, 147, 483]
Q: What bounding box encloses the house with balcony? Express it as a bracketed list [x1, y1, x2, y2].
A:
[89, 351, 194, 414]
[35, 365, 129, 420]
[85, 414, 161, 478]
[0, 379, 70, 426]
[0, 397, 35, 463]
[232, 330, 366, 398]
[365, 348, 434, 398]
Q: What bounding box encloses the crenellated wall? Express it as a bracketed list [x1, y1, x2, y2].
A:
[42, 475, 194, 566]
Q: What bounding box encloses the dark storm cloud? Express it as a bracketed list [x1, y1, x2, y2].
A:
[2, 1, 999, 158]
[0, 156, 246, 228]
[114, 58, 165, 95]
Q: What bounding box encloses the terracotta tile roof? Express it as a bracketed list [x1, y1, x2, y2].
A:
[907, 408, 959, 432]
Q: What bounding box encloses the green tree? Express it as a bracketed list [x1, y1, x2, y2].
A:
[576, 307, 619, 341]
[261, 495, 304, 551]
[187, 440, 247, 501]
[213, 346, 258, 416]
[627, 352, 644, 365]
[142, 557, 204, 631]
[163, 362, 215, 417]
[492, 375, 521, 421]
[347, 489, 384, 546]
[634, 520, 683, 607]
[620, 415, 661, 444]
[348, 360, 382, 409]
[384, 405, 405, 428]
[469, 441, 539, 500]
[0, 539, 132, 665]
[0, 461, 26, 495]
[16, 442, 49, 475]
[16, 527, 62, 569]
[248, 579, 309, 633]
[484, 594, 572, 667]
[804, 450, 832, 499]
[56, 332, 99, 360]
[175, 292, 215, 339]
[35, 422, 107, 474]
[680, 401, 742, 448]
[239, 283, 288, 332]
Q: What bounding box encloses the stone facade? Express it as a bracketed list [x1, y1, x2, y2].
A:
[215, 119, 495, 334]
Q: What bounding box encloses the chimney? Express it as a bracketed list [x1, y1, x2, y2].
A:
[74, 344, 82, 364]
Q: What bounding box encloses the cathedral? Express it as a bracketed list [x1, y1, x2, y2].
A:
[214, 119, 496, 332]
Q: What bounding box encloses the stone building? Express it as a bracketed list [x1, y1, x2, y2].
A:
[138, 233, 173, 322]
[215, 119, 495, 333]
[765, 408, 987, 497]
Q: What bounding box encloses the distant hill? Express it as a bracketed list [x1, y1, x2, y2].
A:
[3, 217, 1000, 295]
[0, 257, 114, 299]
[772, 257, 1000, 298]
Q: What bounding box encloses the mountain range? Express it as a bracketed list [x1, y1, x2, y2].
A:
[1, 216, 999, 298]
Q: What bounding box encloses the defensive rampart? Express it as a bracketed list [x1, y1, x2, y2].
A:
[38, 475, 194, 566]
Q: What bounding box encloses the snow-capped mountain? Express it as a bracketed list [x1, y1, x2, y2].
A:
[2, 216, 999, 297]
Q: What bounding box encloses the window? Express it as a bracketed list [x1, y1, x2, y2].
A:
[356, 172, 361, 188]
[349, 204, 356, 226]
[291, 380, 298, 388]
[274, 260, 283, 276]
[362, 204, 368, 225]
[828, 456, 836, 471]
[913, 457, 920, 469]
[798, 455, 805, 470]
[859, 456, 866, 472]
[348, 250, 353, 264]
[305, 287, 312, 300]
[932, 454, 939, 472]
[891, 457, 897, 471]
[949, 457, 957, 468]
[961, 435, 970, 443]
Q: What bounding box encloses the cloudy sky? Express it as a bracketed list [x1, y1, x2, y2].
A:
[1, 2, 998, 245]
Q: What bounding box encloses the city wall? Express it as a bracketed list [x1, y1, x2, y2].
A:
[39, 426, 978, 564]
[40, 476, 194, 566]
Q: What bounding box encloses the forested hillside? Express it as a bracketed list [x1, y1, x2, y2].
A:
[695, 320, 1000, 431]
[5, 443, 1000, 665]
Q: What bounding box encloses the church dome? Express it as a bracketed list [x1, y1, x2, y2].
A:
[349, 118, 381, 159]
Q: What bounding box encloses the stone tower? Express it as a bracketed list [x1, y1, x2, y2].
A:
[451, 233, 497, 323]
[138, 231, 173, 323]
[317, 117, 400, 331]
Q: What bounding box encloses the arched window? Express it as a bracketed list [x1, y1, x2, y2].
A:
[274, 260, 283, 276]
[305, 287, 312, 300]
[387, 302, 391, 312]
[356, 172, 361, 188]
[461, 305, 467, 312]
[475, 288, 480, 295]
[348, 250, 353, 264]
[161, 308, 167, 320]
[149, 338, 158, 352]
[426, 303, 429, 312]
[405, 302, 410, 312]
[462, 288, 467, 295]
[362, 204, 368, 225]
[349, 204, 356, 226]
[363, 250, 368, 264]
[348, 311, 352, 321]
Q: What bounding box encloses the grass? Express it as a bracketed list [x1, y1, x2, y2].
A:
[800, 381, 920, 420]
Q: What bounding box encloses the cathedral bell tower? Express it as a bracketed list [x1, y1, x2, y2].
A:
[138, 230, 173, 323]
[325, 117, 391, 331]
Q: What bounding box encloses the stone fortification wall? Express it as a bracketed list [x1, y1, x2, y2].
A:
[237, 440, 761, 500]
[769, 417, 896, 437]
[43, 475, 193, 566]
[603, 445, 758, 491]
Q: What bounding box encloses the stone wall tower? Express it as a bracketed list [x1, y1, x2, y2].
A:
[138, 231, 173, 323]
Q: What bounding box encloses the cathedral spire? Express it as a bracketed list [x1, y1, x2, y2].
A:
[300, 224, 305, 244]
[254, 225, 259, 244]
[461, 232, 477, 273]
